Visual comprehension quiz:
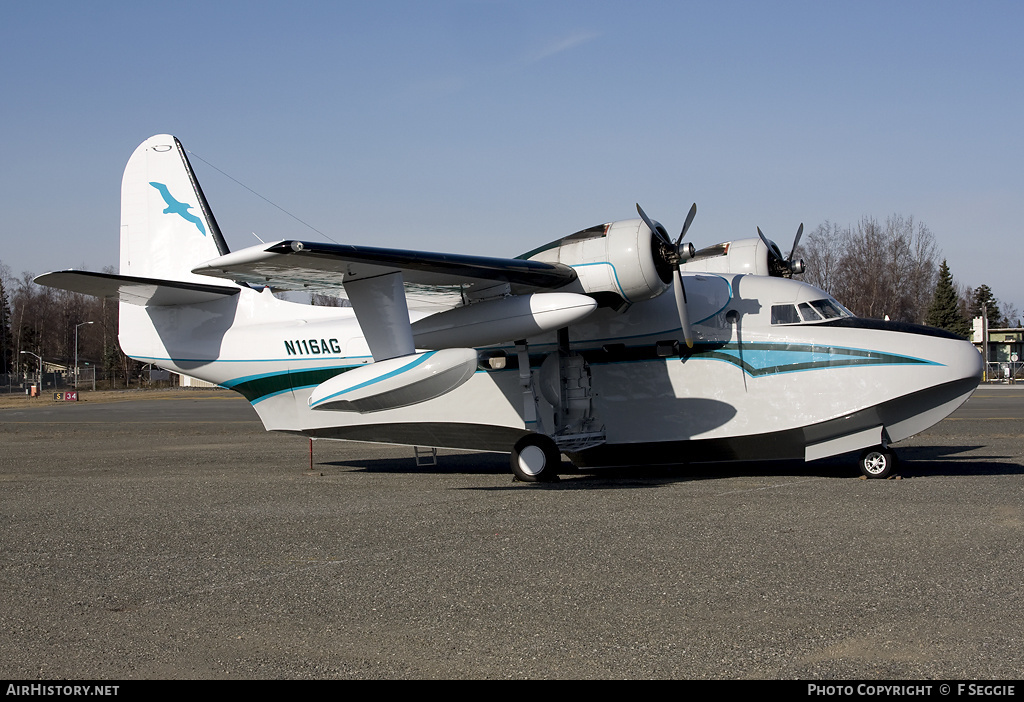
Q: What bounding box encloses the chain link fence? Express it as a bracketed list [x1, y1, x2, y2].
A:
[986, 361, 1022, 383]
[0, 368, 180, 394]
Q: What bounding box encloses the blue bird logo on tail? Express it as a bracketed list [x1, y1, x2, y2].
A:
[149, 182, 206, 236]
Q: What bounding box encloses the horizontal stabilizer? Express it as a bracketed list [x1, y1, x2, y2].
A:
[193, 240, 578, 291]
[35, 270, 239, 306]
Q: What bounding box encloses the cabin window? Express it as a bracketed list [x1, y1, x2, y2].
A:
[478, 350, 508, 371]
[771, 304, 800, 325]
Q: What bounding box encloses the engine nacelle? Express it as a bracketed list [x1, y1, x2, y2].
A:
[521, 219, 670, 305]
[680, 238, 770, 276]
[681, 236, 805, 278]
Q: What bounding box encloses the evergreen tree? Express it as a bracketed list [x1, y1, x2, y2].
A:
[0, 275, 9, 373]
[970, 285, 1003, 328]
[925, 260, 970, 338]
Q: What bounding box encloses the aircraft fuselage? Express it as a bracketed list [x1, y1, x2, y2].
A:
[120, 271, 981, 467]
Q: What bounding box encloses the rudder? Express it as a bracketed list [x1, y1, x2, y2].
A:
[120, 135, 230, 282]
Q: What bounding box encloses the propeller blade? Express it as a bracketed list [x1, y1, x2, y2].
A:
[672, 268, 694, 349]
[789, 223, 804, 261]
[637, 201, 697, 347]
[757, 226, 785, 262]
[676, 203, 697, 247]
[636, 203, 672, 246]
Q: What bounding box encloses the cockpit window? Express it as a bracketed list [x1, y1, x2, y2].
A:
[773, 298, 852, 325]
[809, 298, 849, 319]
[798, 302, 822, 321]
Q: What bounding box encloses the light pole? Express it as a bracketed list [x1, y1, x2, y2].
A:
[75, 321, 94, 389]
[20, 350, 42, 395]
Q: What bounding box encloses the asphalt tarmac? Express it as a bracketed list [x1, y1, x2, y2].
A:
[1, 386, 1022, 679]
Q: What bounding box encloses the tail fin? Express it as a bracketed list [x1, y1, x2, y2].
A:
[120, 135, 230, 282]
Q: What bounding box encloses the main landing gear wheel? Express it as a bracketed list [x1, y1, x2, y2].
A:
[510, 434, 561, 482]
[859, 446, 898, 479]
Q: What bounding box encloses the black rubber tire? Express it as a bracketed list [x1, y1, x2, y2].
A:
[510, 434, 561, 482]
[859, 446, 897, 479]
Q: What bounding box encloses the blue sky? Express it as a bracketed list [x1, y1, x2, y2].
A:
[3, 1, 1021, 315]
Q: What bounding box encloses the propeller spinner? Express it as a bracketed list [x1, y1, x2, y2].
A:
[757, 223, 805, 277]
[637, 202, 698, 349]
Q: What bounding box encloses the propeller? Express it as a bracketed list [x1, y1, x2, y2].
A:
[637, 202, 698, 349]
[757, 223, 805, 277]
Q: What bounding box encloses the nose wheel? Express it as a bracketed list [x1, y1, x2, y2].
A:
[510, 434, 562, 482]
[859, 446, 898, 479]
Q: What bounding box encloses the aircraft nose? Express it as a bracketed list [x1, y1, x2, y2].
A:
[963, 340, 985, 381]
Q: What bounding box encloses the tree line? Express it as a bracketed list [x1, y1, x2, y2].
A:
[796, 214, 1018, 337]
[0, 213, 1018, 379]
[0, 264, 135, 383]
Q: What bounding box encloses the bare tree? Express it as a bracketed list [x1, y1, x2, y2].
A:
[799, 221, 847, 298]
[796, 214, 938, 323]
[4, 265, 132, 385]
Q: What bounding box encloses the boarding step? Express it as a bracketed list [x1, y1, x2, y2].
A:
[413, 446, 438, 466]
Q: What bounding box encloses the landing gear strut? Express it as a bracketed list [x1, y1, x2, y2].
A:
[859, 446, 898, 479]
[510, 433, 561, 482]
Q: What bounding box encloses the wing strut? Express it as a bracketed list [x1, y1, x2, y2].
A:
[345, 272, 415, 361]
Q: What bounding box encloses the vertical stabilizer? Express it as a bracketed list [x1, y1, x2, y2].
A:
[120, 135, 230, 282]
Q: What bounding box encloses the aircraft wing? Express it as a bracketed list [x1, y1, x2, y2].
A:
[193, 240, 580, 362]
[191, 240, 577, 291]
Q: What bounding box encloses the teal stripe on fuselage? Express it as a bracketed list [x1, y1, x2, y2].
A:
[693, 342, 939, 378]
[145, 340, 939, 405]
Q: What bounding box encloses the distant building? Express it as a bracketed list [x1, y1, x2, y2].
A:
[972, 317, 1023, 381]
[176, 372, 218, 388]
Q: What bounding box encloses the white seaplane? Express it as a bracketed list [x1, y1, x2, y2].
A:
[37, 135, 982, 481]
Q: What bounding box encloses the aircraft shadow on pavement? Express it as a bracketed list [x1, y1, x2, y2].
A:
[320, 443, 1024, 488]
[888, 445, 1024, 477]
[316, 457, 858, 491]
[326, 454, 841, 489]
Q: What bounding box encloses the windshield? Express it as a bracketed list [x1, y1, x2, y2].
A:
[772, 298, 852, 325]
